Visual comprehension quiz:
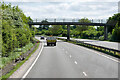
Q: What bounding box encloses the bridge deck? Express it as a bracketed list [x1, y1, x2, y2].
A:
[28, 22, 107, 26]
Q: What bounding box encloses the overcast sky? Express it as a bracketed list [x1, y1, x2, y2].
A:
[3, 0, 120, 21]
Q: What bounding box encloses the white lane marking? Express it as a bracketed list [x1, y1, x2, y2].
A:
[96, 53, 119, 63]
[77, 45, 119, 63]
[74, 61, 77, 64]
[21, 42, 44, 80]
[70, 55, 72, 58]
[83, 72, 87, 76]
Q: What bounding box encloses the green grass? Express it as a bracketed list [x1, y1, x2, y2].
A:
[0, 43, 34, 69]
[1, 43, 40, 80]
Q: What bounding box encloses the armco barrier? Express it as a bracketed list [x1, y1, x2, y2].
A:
[58, 38, 120, 58]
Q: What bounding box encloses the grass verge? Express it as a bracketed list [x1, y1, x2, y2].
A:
[1, 43, 40, 80]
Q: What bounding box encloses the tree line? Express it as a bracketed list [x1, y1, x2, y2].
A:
[36, 14, 120, 42]
[1, 3, 35, 57]
[36, 18, 104, 40]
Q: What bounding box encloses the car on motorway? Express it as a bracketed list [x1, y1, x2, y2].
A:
[40, 36, 45, 39]
[46, 36, 57, 46]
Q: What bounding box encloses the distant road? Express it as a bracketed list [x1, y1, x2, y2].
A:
[58, 37, 120, 50]
[25, 37, 118, 78]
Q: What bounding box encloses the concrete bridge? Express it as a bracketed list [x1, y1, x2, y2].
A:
[28, 18, 113, 40]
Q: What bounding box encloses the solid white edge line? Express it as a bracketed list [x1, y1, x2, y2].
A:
[85, 47, 119, 63]
[77, 45, 119, 63]
[60, 38, 119, 63]
[21, 42, 44, 80]
[83, 72, 87, 76]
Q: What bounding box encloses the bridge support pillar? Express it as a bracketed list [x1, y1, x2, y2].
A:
[104, 26, 108, 40]
[67, 25, 70, 41]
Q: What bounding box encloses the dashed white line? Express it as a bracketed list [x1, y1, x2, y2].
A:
[74, 61, 77, 64]
[83, 72, 87, 76]
[21, 42, 44, 80]
[70, 55, 72, 58]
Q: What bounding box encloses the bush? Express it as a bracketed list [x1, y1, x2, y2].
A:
[108, 33, 112, 41]
[0, 42, 34, 68]
[99, 36, 104, 40]
[1, 57, 11, 68]
[1, 3, 33, 57]
[111, 23, 120, 42]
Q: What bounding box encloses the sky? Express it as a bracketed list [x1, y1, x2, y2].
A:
[2, 0, 120, 21]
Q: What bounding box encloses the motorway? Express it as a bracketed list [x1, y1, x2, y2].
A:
[59, 37, 120, 50]
[25, 37, 119, 78]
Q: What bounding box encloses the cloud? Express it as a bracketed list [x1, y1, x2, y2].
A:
[4, 1, 118, 20]
[2, 0, 120, 2]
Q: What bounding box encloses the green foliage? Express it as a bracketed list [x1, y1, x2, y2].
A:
[49, 25, 63, 36]
[71, 30, 79, 38]
[44, 30, 51, 35]
[36, 18, 103, 40]
[106, 13, 120, 42]
[112, 23, 120, 41]
[35, 14, 119, 42]
[107, 13, 120, 33]
[0, 3, 2, 57]
[62, 25, 67, 29]
[62, 30, 67, 37]
[99, 36, 104, 41]
[38, 20, 49, 31]
[76, 18, 91, 35]
[97, 26, 104, 31]
[0, 42, 33, 69]
[1, 3, 33, 57]
[79, 26, 103, 39]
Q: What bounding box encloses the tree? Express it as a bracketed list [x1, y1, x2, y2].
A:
[71, 30, 79, 38]
[76, 18, 91, 35]
[39, 20, 49, 30]
[62, 30, 67, 37]
[49, 25, 63, 36]
[112, 22, 120, 41]
[1, 2, 33, 57]
[107, 13, 120, 33]
[97, 26, 104, 31]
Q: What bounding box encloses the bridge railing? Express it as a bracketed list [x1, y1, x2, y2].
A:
[31, 18, 108, 23]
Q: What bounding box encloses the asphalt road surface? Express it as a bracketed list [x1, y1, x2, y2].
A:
[58, 37, 120, 50]
[25, 37, 119, 78]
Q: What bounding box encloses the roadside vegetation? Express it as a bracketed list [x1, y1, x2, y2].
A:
[0, 2, 36, 70]
[1, 43, 40, 80]
[36, 14, 120, 42]
[0, 1, 119, 78]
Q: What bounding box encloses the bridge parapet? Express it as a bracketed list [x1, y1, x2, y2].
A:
[31, 18, 108, 24]
[28, 18, 109, 40]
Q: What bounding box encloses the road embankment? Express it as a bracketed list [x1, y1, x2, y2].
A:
[0, 38, 41, 79]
